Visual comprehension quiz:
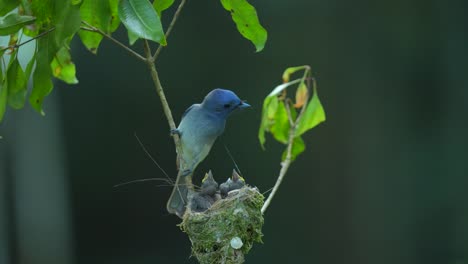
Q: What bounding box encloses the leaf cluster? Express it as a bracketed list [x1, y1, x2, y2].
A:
[0, 0, 82, 119]
[258, 66, 326, 161]
[0, 0, 268, 123]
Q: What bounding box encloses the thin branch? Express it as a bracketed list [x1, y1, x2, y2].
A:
[262, 101, 296, 214]
[152, 0, 187, 62]
[0, 27, 55, 52]
[143, 40, 183, 158]
[143, 39, 191, 192]
[80, 21, 146, 62]
[261, 67, 312, 214]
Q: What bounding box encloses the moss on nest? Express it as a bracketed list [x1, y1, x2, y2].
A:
[180, 186, 264, 264]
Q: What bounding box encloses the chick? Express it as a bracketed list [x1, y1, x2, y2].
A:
[220, 170, 246, 198]
[190, 171, 219, 212]
[229, 169, 245, 191]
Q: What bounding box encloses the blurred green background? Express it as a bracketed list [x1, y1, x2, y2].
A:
[1, 0, 468, 263]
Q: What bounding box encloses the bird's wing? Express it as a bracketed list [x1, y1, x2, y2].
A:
[181, 104, 197, 119]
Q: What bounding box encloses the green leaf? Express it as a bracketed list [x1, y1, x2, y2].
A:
[51, 47, 78, 84]
[0, 13, 36, 36]
[54, 0, 81, 47]
[295, 87, 326, 137]
[108, 0, 121, 31]
[281, 136, 305, 162]
[19, 0, 32, 13]
[282, 65, 307, 83]
[6, 54, 28, 109]
[259, 82, 295, 147]
[29, 35, 54, 115]
[19, 0, 38, 36]
[153, 0, 174, 16]
[258, 95, 275, 148]
[79, 0, 121, 53]
[266, 95, 278, 120]
[118, 0, 166, 45]
[270, 101, 289, 144]
[127, 30, 139, 45]
[0, 0, 19, 16]
[258, 79, 301, 148]
[30, 0, 53, 30]
[220, 0, 267, 52]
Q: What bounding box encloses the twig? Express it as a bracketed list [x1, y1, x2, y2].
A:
[79, 1, 190, 195]
[261, 102, 296, 214]
[80, 21, 145, 62]
[152, 0, 187, 62]
[0, 27, 55, 52]
[261, 67, 312, 214]
[142, 40, 183, 160]
[143, 39, 191, 191]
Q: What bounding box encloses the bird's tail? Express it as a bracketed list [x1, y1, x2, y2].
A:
[166, 171, 191, 218]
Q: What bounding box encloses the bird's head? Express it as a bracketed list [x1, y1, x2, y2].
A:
[201, 89, 250, 118]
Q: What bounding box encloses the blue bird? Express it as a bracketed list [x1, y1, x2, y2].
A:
[167, 89, 250, 217]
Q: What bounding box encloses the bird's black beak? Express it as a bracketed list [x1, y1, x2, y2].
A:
[238, 101, 251, 109]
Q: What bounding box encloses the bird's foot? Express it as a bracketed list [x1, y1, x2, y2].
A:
[181, 169, 192, 177]
[170, 129, 181, 136]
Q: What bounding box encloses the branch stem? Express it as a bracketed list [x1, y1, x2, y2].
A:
[0, 27, 55, 52]
[152, 0, 187, 62]
[261, 103, 296, 214]
[143, 40, 183, 158]
[261, 67, 312, 214]
[80, 22, 145, 62]
[81, 0, 190, 195]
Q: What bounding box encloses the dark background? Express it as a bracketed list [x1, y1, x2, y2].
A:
[1, 0, 468, 263]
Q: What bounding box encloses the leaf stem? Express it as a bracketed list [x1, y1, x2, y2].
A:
[0, 27, 55, 52]
[80, 21, 146, 62]
[152, 0, 187, 62]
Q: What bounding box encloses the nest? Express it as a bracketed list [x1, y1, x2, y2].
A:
[180, 187, 264, 264]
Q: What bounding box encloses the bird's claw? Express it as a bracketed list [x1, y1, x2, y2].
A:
[170, 129, 181, 136]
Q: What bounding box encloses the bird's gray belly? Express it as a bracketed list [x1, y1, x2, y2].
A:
[180, 132, 217, 170]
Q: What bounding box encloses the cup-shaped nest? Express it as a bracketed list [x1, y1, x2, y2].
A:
[180, 186, 264, 264]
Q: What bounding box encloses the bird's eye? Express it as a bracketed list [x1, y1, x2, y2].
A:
[223, 104, 231, 108]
